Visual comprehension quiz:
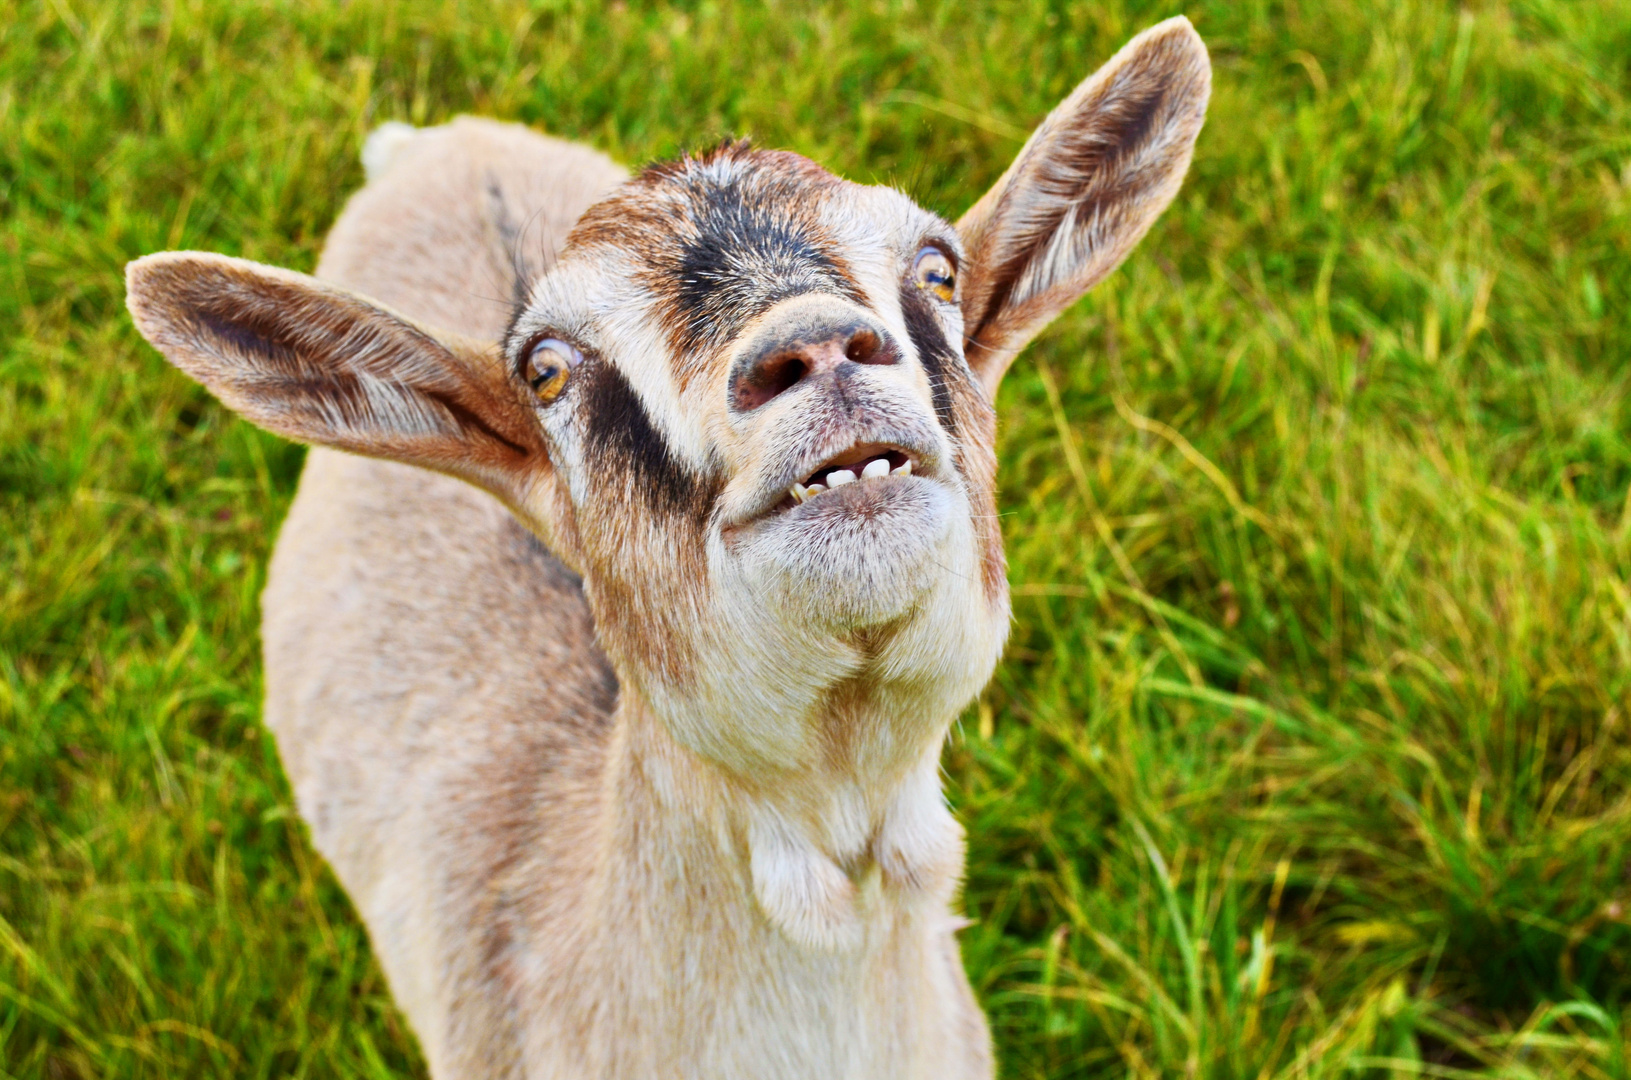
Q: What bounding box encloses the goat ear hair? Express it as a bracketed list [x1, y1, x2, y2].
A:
[956, 16, 1211, 397]
[126, 251, 548, 499]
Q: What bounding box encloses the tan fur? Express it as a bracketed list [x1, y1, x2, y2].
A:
[123, 22, 1210, 1079]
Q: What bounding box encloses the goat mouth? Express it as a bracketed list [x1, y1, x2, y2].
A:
[774, 443, 919, 514]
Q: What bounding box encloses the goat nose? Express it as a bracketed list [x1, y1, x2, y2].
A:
[730, 320, 898, 412]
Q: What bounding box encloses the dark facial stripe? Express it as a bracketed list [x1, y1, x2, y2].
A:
[898, 283, 961, 437]
[576, 359, 719, 518]
[668, 174, 861, 361]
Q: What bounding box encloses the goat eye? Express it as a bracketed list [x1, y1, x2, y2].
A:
[911, 246, 956, 303]
[525, 338, 582, 403]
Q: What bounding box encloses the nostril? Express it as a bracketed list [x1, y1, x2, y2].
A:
[761, 354, 808, 399]
[845, 330, 876, 363]
[844, 328, 895, 365]
[730, 319, 900, 411]
[734, 352, 808, 412]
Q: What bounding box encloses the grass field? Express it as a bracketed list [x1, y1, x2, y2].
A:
[4, 0, 1631, 1076]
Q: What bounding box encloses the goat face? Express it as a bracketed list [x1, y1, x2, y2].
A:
[504, 145, 1007, 762]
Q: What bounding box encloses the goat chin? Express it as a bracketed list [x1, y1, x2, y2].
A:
[727, 476, 958, 631]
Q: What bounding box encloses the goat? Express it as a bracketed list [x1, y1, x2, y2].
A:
[125, 18, 1209, 1079]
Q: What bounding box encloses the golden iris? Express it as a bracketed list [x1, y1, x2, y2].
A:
[526, 338, 581, 403]
[912, 246, 956, 302]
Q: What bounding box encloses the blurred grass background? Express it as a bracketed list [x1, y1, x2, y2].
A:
[3, 0, 1630, 1076]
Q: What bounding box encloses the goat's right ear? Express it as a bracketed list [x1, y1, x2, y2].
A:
[126, 252, 548, 504]
[956, 17, 1210, 397]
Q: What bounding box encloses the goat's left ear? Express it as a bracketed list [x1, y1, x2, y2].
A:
[956, 16, 1210, 396]
[126, 251, 550, 510]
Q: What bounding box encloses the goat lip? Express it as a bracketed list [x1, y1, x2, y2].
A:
[797, 441, 911, 476]
[793, 443, 919, 488]
[728, 472, 929, 539]
[722, 437, 941, 533]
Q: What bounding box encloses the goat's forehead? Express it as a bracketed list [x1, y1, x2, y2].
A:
[566, 143, 938, 265]
[529, 147, 947, 370]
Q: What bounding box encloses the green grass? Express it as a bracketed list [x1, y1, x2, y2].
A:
[3, 0, 1630, 1076]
